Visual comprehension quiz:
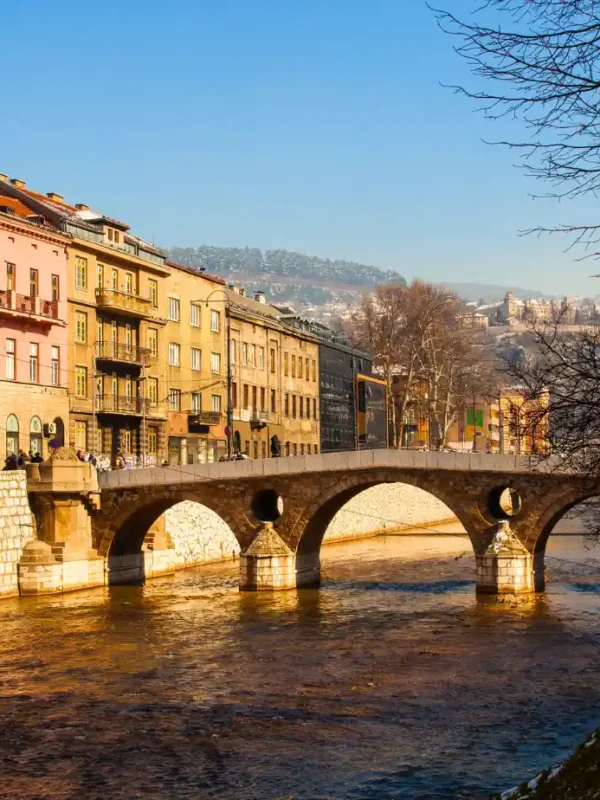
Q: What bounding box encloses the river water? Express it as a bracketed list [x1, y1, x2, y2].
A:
[2, 530, 600, 800]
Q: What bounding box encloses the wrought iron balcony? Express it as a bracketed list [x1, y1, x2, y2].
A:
[95, 341, 150, 365]
[188, 410, 222, 426]
[250, 408, 269, 428]
[0, 291, 59, 321]
[96, 395, 149, 415]
[95, 288, 153, 318]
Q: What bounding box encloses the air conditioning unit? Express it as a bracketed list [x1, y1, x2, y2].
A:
[44, 422, 57, 437]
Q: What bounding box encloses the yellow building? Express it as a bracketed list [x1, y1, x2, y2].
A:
[162, 262, 227, 464]
[227, 288, 320, 458]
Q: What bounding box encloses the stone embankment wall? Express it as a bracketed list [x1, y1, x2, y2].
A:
[0, 472, 36, 597]
[163, 484, 458, 570]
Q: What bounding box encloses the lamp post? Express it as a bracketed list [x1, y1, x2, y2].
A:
[199, 290, 232, 459]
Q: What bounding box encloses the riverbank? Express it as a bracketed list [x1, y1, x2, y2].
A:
[492, 730, 600, 800]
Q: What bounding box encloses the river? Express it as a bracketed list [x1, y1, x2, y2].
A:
[1, 529, 600, 800]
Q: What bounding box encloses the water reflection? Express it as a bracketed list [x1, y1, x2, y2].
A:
[0, 533, 600, 799]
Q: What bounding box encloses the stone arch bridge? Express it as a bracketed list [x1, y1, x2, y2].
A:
[21, 449, 598, 597]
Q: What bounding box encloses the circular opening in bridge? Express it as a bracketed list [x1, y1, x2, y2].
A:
[488, 486, 522, 520]
[251, 489, 283, 523]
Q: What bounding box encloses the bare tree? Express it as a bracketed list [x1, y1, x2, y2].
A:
[434, 0, 600, 252]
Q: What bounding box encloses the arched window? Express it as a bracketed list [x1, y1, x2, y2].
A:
[6, 415, 19, 456]
[30, 416, 43, 457]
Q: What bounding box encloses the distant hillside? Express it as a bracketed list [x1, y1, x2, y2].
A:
[164, 246, 406, 312]
[439, 281, 548, 303]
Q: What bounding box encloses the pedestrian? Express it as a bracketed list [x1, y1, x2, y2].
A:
[17, 449, 29, 469]
[114, 449, 127, 470]
[88, 451, 97, 468]
[31, 452, 43, 463]
[76, 449, 86, 462]
[270, 435, 281, 458]
[3, 454, 18, 471]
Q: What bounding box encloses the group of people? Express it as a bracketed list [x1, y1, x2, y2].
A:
[3, 449, 44, 471]
[76, 450, 97, 467]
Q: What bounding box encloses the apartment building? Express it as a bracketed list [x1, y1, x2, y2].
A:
[0, 176, 69, 462]
[163, 262, 227, 464]
[227, 289, 320, 458]
[0, 177, 171, 466]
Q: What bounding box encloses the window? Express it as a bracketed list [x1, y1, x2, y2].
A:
[252, 385, 258, 409]
[231, 382, 238, 408]
[210, 310, 220, 332]
[283, 352, 289, 375]
[300, 444, 305, 456]
[270, 348, 276, 373]
[121, 429, 131, 454]
[313, 444, 318, 454]
[293, 443, 298, 457]
[210, 352, 221, 374]
[75, 366, 87, 398]
[30, 416, 43, 455]
[271, 389, 276, 413]
[51, 274, 60, 302]
[168, 342, 181, 367]
[111, 373, 117, 398]
[74, 420, 87, 451]
[253, 440, 259, 460]
[5, 339, 15, 380]
[305, 359, 310, 381]
[51, 346, 60, 386]
[260, 387, 266, 410]
[190, 303, 201, 327]
[258, 347, 264, 369]
[306, 397, 311, 419]
[230, 338, 236, 364]
[298, 357, 303, 379]
[191, 347, 201, 371]
[114, 230, 120, 244]
[75, 311, 87, 343]
[147, 328, 158, 357]
[242, 343, 248, 366]
[313, 398, 317, 419]
[125, 273, 133, 295]
[6, 263, 15, 292]
[168, 389, 182, 411]
[191, 392, 201, 413]
[299, 394, 304, 418]
[110, 320, 117, 344]
[111, 269, 118, 290]
[285, 441, 290, 457]
[243, 384, 249, 408]
[97, 264, 104, 288]
[311, 359, 316, 382]
[148, 427, 158, 455]
[307, 443, 311, 455]
[244, 440, 250, 456]
[211, 394, 222, 413]
[29, 343, 39, 383]
[125, 324, 132, 351]
[75, 257, 88, 290]
[108, 228, 113, 241]
[168, 297, 180, 321]
[284, 393, 289, 417]
[292, 395, 297, 418]
[250, 344, 256, 367]
[148, 378, 158, 406]
[291, 354, 296, 378]
[6, 415, 18, 456]
[261, 440, 266, 459]
[149, 279, 158, 308]
[125, 377, 133, 401]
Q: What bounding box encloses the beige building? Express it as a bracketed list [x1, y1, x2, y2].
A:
[227, 289, 320, 458]
[163, 262, 227, 464]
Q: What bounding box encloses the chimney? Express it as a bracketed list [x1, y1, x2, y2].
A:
[228, 284, 241, 295]
[254, 291, 266, 304]
[75, 203, 89, 210]
[0, 174, 8, 182]
[46, 192, 64, 202]
[10, 178, 26, 188]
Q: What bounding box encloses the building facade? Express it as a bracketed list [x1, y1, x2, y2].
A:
[0, 177, 70, 462]
[227, 289, 320, 458]
[163, 263, 227, 464]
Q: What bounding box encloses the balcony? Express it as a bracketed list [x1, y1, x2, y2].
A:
[96, 341, 150, 365]
[188, 410, 222, 426]
[250, 409, 269, 429]
[96, 395, 149, 415]
[0, 291, 61, 324]
[95, 288, 153, 319]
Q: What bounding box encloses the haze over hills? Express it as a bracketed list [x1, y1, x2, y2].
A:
[164, 245, 547, 315]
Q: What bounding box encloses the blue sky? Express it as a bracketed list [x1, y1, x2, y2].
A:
[2, 0, 598, 295]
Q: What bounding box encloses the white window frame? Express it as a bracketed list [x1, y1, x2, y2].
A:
[190, 303, 201, 327]
[168, 297, 181, 322]
[210, 310, 220, 333]
[191, 347, 201, 371]
[210, 352, 221, 374]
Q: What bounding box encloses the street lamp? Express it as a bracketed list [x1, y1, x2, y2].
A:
[197, 289, 233, 459]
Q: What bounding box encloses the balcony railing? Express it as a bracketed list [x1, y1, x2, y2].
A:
[0, 290, 59, 320]
[96, 341, 150, 365]
[95, 395, 150, 415]
[250, 408, 269, 428]
[95, 288, 152, 317]
[188, 410, 222, 426]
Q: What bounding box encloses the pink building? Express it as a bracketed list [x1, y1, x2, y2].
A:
[0, 178, 69, 461]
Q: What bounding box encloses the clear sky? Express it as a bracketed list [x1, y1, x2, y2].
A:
[3, 0, 598, 296]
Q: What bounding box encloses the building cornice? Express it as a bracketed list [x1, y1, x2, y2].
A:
[0, 214, 70, 248]
[70, 237, 171, 276]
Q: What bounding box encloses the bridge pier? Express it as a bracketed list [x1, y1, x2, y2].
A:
[240, 523, 297, 590]
[476, 521, 535, 594]
[21, 448, 104, 596]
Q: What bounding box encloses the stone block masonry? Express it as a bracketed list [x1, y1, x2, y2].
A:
[0, 472, 36, 598]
